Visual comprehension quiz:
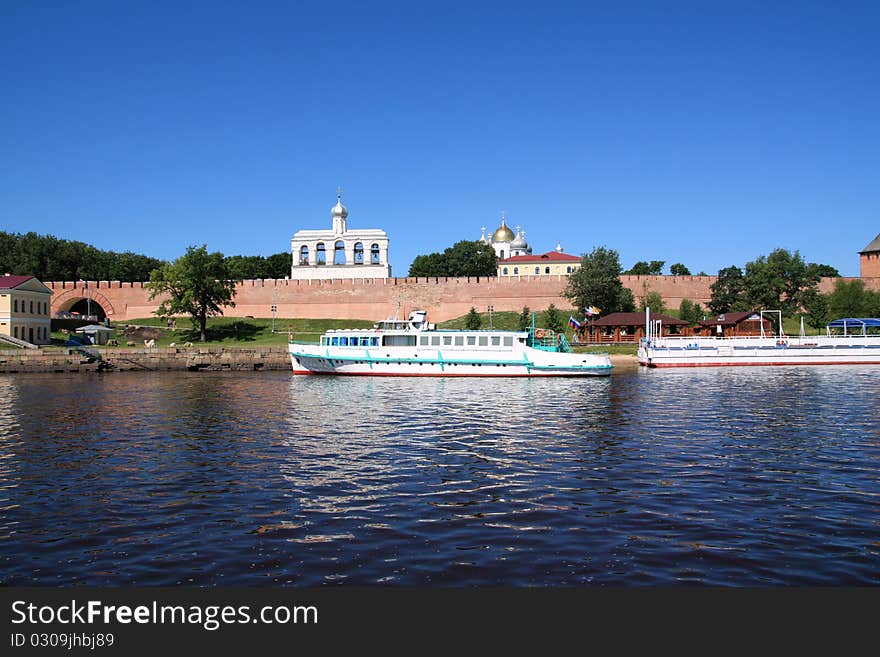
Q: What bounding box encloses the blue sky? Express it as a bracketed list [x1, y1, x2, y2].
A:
[2, 1, 878, 277]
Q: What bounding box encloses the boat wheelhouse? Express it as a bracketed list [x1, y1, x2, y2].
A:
[638, 309, 880, 368]
[289, 311, 612, 377]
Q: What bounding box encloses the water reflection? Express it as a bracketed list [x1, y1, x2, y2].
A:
[0, 368, 878, 586]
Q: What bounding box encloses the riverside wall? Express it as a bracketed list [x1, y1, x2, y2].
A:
[0, 347, 291, 373]
[44, 276, 880, 322]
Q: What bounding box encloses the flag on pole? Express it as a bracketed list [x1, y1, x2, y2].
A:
[584, 306, 601, 317]
[568, 316, 582, 330]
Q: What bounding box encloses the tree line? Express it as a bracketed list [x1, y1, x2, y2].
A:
[562, 245, 858, 327]
[408, 240, 497, 278]
[0, 231, 292, 282]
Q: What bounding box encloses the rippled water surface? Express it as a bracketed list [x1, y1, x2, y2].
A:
[1, 367, 878, 586]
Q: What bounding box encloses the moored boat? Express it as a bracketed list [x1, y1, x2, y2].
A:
[289, 311, 612, 376]
[638, 310, 880, 367]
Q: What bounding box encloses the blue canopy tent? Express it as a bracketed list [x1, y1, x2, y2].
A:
[826, 318, 880, 336]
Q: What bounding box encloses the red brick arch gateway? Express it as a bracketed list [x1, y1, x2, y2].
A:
[52, 287, 117, 318]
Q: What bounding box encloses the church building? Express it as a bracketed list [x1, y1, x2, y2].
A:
[479, 211, 532, 260]
[290, 192, 391, 280]
[480, 213, 582, 277]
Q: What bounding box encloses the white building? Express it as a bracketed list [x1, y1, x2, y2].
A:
[290, 192, 391, 280]
[479, 211, 532, 260]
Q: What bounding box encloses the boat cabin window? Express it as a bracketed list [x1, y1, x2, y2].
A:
[479, 336, 488, 346]
[443, 336, 452, 346]
[491, 336, 500, 346]
[503, 336, 513, 347]
[420, 336, 429, 346]
[331, 337, 340, 346]
[431, 336, 441, 346]
[467, 336, 476, 346]
[340, 337, 349, 346]
[454, 336, 464, 346]
[383, 335, 416, 347]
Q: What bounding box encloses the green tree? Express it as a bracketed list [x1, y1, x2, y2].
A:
[678, 298, 704, 325]
[409, 240, 496, 277]
[544, 304, 563, 334]
[147, 245, 240, 342]
[638, 289, 666, 314]
[805, 292, 830, 329]
[828, 279, 880, 318]
[743, 248, 820, 314]
[265, 252, 293, 279]
[0, 230, 166, 281]
[807, 263, 840, 278]
[564, 246, 635, 316]
[517, 306, 532, 331]
[669, 263, 691, 276]
[625, 260, 665, 275]
[464, 307, 482, 329]
[709, 266, 747, 314]
[408, 252, 448, 277]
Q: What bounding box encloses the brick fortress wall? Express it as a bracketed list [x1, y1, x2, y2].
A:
[45, 276, 880, 322]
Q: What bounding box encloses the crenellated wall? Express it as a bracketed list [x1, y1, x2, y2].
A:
[44, 275, 880, 322]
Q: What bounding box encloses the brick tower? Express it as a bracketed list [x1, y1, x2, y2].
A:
[860, 233, 880, 278]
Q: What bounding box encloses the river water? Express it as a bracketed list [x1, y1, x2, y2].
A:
[1, 367, 878, 586]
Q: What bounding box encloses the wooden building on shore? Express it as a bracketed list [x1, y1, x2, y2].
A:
[695, 311, 773, 337]
[574, 312, 690, 344]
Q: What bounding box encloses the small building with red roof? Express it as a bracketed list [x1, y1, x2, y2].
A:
[497, 244, 582, 277]
[696, 311, 772, 337]
[576, 312, 690, 343]
[0, 274, 53, 345]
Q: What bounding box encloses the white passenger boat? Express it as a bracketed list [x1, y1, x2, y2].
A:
[289, 311, 612, 376]
[638, 310, 880, 368]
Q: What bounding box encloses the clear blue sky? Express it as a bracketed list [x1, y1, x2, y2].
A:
[2, 1, 878, 277]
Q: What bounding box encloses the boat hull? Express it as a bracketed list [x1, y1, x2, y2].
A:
[289, 345, 612, 377]
[638, 338, 880, 368]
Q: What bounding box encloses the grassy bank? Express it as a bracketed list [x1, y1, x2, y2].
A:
[47, 310, 645, 352]
[52, 317, 375, 348]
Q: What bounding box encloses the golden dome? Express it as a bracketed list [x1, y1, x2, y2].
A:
[492, 217, 515, 243]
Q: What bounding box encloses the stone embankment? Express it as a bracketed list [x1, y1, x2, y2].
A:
[1, 346, 638, 373]
[0, 346, 291, 373]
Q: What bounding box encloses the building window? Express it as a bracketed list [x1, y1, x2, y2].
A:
[566, 266, 572, 274]
[316, 243, 326, 264]
[500, 250, 505, 259]
[13, 299, 17, 312]
[371, 243, 381, 265]
[299, 245, 309, 265]
[502, 267, 508, 275]
[30, 301, 34, 313]
[545, 267, 550, 274]
[354, 242, 364, 264]
[334, 241, 346, 265]
[535, 267, 540, 275]
[13, 327, 17, 338]
[513, 267, 518, 275]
